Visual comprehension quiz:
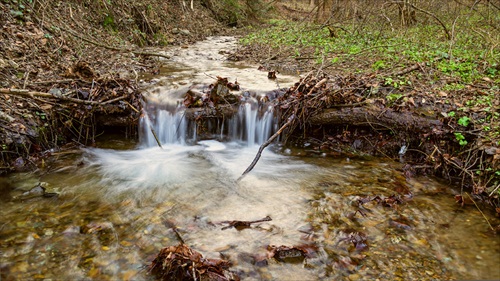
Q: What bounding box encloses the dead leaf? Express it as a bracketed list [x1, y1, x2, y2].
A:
[149, 243, 235, 281]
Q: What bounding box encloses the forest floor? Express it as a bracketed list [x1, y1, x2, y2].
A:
[0, 1, 499, 213]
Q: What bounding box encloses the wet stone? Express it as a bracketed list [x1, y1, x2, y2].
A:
[348, 273, 361, 281]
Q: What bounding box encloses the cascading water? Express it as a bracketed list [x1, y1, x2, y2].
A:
[140, 96, 277, 147]
[140, 106, 188, 146]
[228, 98, 276, 146]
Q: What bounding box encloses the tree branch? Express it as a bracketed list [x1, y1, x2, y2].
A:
[0, 88, 125, 105]
[238, 115, 295, 181]
[60, 27, 171, 59]
[390, 1, 451, 40]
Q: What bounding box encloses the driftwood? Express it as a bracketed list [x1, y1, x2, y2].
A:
[183, 104, 239, 119]
[308, 105, 445, 134]
[220, 216, 272, 230]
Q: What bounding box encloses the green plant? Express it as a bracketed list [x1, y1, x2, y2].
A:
[35, 111, 46, 120]
[454, 132, 468, 146]
[102, 13, 116, 30]
[457, 116, 471, 127]
[9, 0, 32, 20]
[384, 77, 408, 88]
[386, 93, 403, 105]
[441, 83, 465, 91]
[372, 60, 386, 70]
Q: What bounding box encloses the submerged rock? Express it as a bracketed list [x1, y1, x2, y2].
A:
[13, 182, 59, 200]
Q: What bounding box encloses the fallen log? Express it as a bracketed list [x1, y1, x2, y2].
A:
[182, 104, 239, 119]
[308, 105, 445, 134]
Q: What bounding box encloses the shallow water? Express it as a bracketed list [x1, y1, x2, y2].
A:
[1, 37, 499, 281]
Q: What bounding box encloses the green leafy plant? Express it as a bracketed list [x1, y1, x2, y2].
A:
[457, 116, 471, 127]
[35, 111, 46, 120]
[102, 13, 116, 30]
[372, 60, 386, 70]
[454, 132, 468, 146]
[9, 0, 31, 19]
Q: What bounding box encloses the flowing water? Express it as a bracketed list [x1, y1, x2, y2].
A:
[1, 37, 499, 281]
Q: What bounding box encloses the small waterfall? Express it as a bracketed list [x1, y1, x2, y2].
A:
[139, 98, 276, 147]
[139, 105, 188, 147]
[228, 99, 275, 146]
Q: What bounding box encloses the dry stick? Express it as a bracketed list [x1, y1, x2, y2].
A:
[465, 192, 495, 232]
[0, 88, 126, 105]
[220, 216, 272, 230]
[1, 88, 95, 105]
[0, 111, 15, 122]
[238, 115, 295, 181]
[142, 108, 163, 149]
[391, 63, 422, 77]
[31, 79, 80, 85]
[306, 77, 328, 95]
[60, 27, 171, 59]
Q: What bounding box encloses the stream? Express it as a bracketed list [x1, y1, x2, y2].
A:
[1, 37, 499, 281]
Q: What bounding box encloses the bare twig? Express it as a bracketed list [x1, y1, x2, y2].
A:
[141, 107, 163, 149]
[238, 115, 295, 181]
[465, 192, 495, 232]
[390, 1, 451, 40]
[220, 216, 272, 230]
[60, 26, 171, 59]
[0, 88, 129, 106]
[391, 63, 423, 76]
[1, 88, 94, 105]
[307, 77, 328, 95]
[0, 111, 15, 122]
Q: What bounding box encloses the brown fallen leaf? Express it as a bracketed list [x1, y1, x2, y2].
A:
[149, 243, 237, 281]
